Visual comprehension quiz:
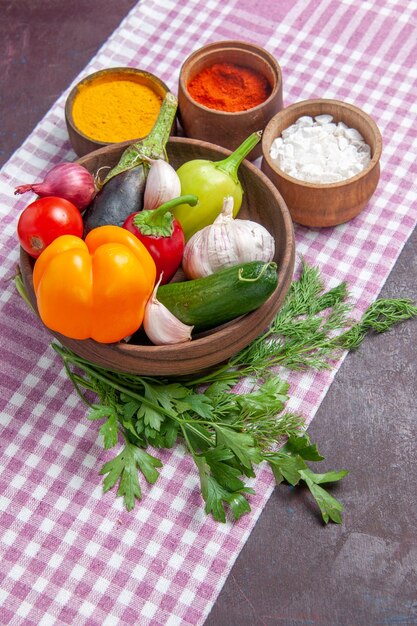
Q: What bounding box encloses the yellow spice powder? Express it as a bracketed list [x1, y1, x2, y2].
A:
[72, 78, 163, 143]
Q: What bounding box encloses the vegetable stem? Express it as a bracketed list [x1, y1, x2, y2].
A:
[215, 131, 262, 183]
[238, 262, 276, 282]
[150, 194, 198, 216]
[141, 92, 178, 156]
[133, 194, 198, 236]
[14, 272, 36, 312]
[103, 92, 178, 184]
[53, 344, 177, 420]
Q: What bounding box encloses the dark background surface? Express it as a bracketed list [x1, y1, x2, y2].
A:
[2, 2, 416, 625]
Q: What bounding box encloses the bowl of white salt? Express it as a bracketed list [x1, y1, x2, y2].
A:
[261, 98, 382, 227]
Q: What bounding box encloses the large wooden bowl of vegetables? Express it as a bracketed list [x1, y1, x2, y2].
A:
[20, 136, 295, 376]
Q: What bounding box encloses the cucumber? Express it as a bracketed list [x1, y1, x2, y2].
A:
[157, 261, 278, 332]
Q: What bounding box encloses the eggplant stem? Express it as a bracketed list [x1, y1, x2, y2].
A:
[102, 93, 178, 185]
[215, 131, 262, 183]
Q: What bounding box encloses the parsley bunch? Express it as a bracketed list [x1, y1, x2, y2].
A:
[52, 261, 417, 524]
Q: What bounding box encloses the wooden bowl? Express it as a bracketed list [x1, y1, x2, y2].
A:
[65, 67, 175, 157]
[178, 41, 283, 160]
[20, 137, 295, 376]
[261, 99, 382, 227]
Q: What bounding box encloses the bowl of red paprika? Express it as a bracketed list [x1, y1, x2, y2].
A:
[178, 41, 283, 160]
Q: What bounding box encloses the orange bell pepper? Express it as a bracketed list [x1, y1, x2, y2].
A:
[33, 225, 156, 343]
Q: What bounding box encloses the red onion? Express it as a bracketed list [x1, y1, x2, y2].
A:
[15, 162, 96, 210]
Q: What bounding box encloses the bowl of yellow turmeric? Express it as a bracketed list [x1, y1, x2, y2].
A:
[65, 67, 177, 157]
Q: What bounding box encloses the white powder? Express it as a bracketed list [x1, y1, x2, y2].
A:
[269, 115, 371, 184]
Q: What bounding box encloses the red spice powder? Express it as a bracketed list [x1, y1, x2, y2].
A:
[187, 62, 272, 112]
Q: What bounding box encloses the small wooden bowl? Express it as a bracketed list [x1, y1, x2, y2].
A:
[261, 99, 382, 227]
[20, 137, 295, 376]
[178, 41, 283, 160]
[65, 67, 175, 157]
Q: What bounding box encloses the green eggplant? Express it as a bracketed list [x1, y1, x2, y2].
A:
[83, 92, 177, 236]
[171, 131, 262, 241]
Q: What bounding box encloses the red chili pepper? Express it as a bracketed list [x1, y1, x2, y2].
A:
[123, 195, 198, 284]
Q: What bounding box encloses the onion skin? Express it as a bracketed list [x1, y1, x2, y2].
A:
[15, 162, 96, 210]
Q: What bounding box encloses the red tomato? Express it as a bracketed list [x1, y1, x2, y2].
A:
[123, 212, 185, 284]
[17, 196, 83, 258]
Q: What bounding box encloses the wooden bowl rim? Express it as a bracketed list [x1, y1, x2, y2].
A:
[178, 40, 283, 117]
[65, 66, 171, 148]
[21, 136, 296, 374]
[262, 98, 383, 189]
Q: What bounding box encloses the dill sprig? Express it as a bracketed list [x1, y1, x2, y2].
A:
[189, 261, 417, 385]
[333, 298, 417, 350]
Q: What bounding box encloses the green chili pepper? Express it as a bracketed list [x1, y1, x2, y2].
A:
[172, 131, 262, 240]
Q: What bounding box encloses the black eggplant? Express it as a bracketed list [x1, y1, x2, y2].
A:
[83, 92, 178, 236]
[83, 166, 146, 234]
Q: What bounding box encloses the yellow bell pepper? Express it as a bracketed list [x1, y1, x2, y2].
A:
[33, 225, 156, 343]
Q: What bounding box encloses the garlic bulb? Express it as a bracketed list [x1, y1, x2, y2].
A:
[182, 196, 275, 279]
[143, 279, 193, 345]
[143, 159, 182, 211]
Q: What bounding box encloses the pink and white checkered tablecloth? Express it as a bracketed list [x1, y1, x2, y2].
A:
[1, 1, 416, 624]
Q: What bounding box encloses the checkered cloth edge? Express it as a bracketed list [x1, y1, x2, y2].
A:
[1, 0, 417, 624]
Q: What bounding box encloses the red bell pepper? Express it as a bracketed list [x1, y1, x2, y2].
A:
[123, 194, 198, 284]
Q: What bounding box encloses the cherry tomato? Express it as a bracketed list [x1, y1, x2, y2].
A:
[123, 195, 197, 284]
[17, 196, 83, 258]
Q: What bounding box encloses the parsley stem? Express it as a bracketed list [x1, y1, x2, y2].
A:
[53, 344, 178, 421]
[180, 424, 198, 457]
[60, 357, 96, 408]
[54, 344, 233, 436]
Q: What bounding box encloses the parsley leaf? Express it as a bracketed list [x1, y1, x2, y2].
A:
[136, 381, 166, 430]
[281, 433, 325, 461]
[300, 470, 346, 524]
[177, 392, 213, 419]
[236, 377, 289, 418]
[87, 405, 119, 449]
[100, 440, 162, 511]
[300, 467, 349, 484]
[123, 400, 141, 421]
[195, 450, 254, 522]
[50, 259, 417, 523]
[265, 439, 348, 524]
[266, 452, 307, 485]
[214, 425, 261, 469]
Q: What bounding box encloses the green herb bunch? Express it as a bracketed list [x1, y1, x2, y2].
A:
[52, 261, 417, 524]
